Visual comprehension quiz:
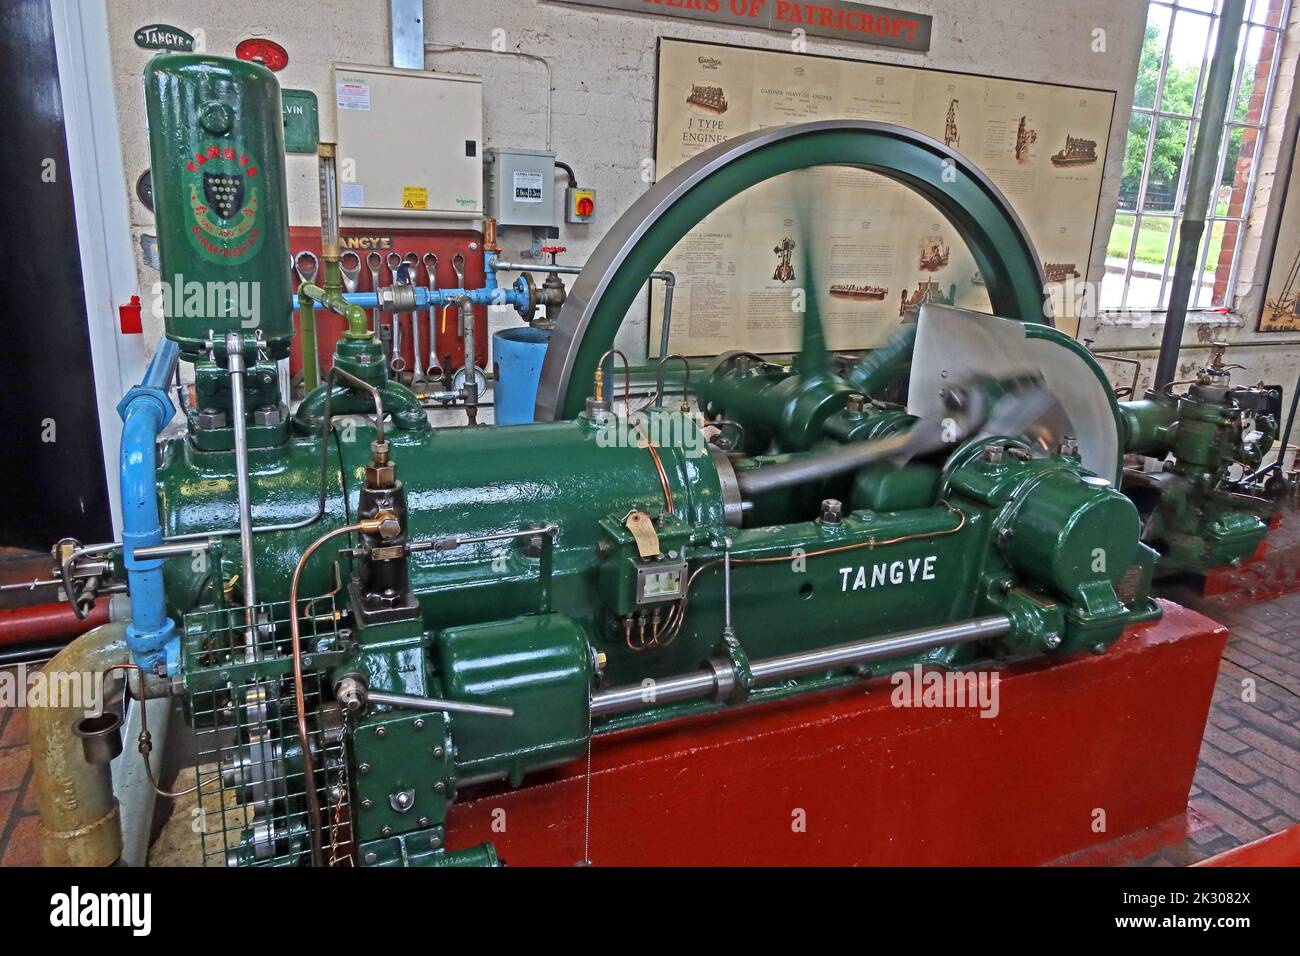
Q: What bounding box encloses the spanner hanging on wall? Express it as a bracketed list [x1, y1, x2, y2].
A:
[423, 252, 439, 377]
[451, 252, 466, 295]
[366, 252, 390, 364]
[294, 250, 320, 288]
[386, 251, 406, 374]
[293, 251, 321, 389]
[404, 251, 424, 378]
[340, 251, 362, 294]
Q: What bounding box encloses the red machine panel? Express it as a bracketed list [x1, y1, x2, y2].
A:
[288, 227, 489, 386]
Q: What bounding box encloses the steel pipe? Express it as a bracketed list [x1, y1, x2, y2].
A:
[366, 690, 515, 718]
[1154, 0, 1246, 388]
[590, 614, 1011, 719]
[225, 332, 258, 662]
[735, 420, 946, 498]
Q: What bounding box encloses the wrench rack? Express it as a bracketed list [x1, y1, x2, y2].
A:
[288, 227, 490, 388]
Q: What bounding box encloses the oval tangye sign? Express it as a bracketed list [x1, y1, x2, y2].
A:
[134, 24, 195, 52]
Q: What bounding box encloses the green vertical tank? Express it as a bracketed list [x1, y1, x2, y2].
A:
[145, 54, 293, 359]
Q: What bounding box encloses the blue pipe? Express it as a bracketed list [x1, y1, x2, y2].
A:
[114, 339, 180, 673]
[291, 253, 532, 314]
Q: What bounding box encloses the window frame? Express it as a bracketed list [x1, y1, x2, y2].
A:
[1106, 0, 1292, 313]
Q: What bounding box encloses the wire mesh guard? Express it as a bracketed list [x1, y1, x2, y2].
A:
[181, 597, 354, 867]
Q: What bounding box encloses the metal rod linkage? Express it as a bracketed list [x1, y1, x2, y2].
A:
[224, 332, 258, 661]
[366, 690, 514, 718]
[589, 615, 1012, 719]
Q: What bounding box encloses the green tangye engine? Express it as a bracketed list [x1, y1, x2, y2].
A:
[44, 54, 1281, 868]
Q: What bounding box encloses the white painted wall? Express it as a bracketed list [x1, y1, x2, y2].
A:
[102, 0, 1150, 364]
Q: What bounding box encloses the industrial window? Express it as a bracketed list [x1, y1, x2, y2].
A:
[1102, 0, 1292, 312]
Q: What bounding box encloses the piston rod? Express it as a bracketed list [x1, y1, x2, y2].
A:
[225, 332, 258, 661]
[366, 690, 515, 718]
[589, 614, 1012, 718]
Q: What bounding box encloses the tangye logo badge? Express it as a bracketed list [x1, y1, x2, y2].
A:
[133, 24, 194, 52]
[50, 886, 152, 937]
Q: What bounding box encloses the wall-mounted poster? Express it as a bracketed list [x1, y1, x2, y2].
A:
[650, 38, 1116, 356]
[1261, 135, 1300, 332]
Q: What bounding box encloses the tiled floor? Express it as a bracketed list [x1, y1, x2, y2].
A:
[1130, 589, 1300, 863]
[0, 703, 38, 866]
[2, 540, 1299, 866]
[1133, 522, 1300, 864]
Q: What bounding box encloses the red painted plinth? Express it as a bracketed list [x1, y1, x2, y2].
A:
[1201, 822, 1300, 866]
[447, 600, 1227, 866]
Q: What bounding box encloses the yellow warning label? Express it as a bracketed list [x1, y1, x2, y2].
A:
[401, 186, 429, 210]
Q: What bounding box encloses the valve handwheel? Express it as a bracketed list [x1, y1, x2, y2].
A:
[541, 245, 567, 266]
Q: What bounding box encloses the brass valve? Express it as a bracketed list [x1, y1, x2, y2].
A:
[359, 509, 402, 539]
[365, 440, 397, 489]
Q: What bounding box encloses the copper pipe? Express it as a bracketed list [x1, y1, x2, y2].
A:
[638, 434, 675, 517]
[1091, 352, 1143, 400]
[593, 348, 673, 513]
[638, 353, 692, 412]
[101, 663, 218, 800]
[289, 522, 365, 868]
[595, 348, 632, 413]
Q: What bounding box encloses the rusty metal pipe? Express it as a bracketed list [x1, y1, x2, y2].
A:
[30, 622, 129, 866]
[0, 598, 111, 647]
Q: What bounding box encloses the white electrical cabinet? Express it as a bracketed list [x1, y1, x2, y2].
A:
[333, 63, 483, 219]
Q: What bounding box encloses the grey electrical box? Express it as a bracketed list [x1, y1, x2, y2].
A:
[485, 147, 557, 228]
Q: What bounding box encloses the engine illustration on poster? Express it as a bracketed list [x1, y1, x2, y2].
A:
[1051, 133, 1100, 167]
[918, 236, 950, 272]
[773, 237, 797, 282]
[1015, 116, 1038, 163]
[1262, 132, 1300, 330]
[688, 83, 730, 114]
[945, 98, 960, 147]
[830, 283, 889, 300]
[650, 39, 1116, 355]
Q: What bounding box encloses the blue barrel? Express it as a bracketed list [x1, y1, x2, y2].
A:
[493, 327, 552, 424]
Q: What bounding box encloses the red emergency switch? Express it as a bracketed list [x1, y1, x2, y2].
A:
[566, 187, 597, 223]
[119, 294, 144, 334]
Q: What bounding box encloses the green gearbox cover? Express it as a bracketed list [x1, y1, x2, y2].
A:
[437, 613, 592, 786]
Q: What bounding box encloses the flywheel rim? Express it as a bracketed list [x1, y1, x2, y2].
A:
[535, 120, 1051, 421]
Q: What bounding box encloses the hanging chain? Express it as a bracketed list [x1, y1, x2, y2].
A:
[327, 711, 355, 867]
[579, 697, 593, 866]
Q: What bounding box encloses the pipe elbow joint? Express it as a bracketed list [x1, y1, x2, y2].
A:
[117, 385, 179, 674]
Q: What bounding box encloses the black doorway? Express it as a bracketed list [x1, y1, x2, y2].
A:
[0, 0, 112, 550]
